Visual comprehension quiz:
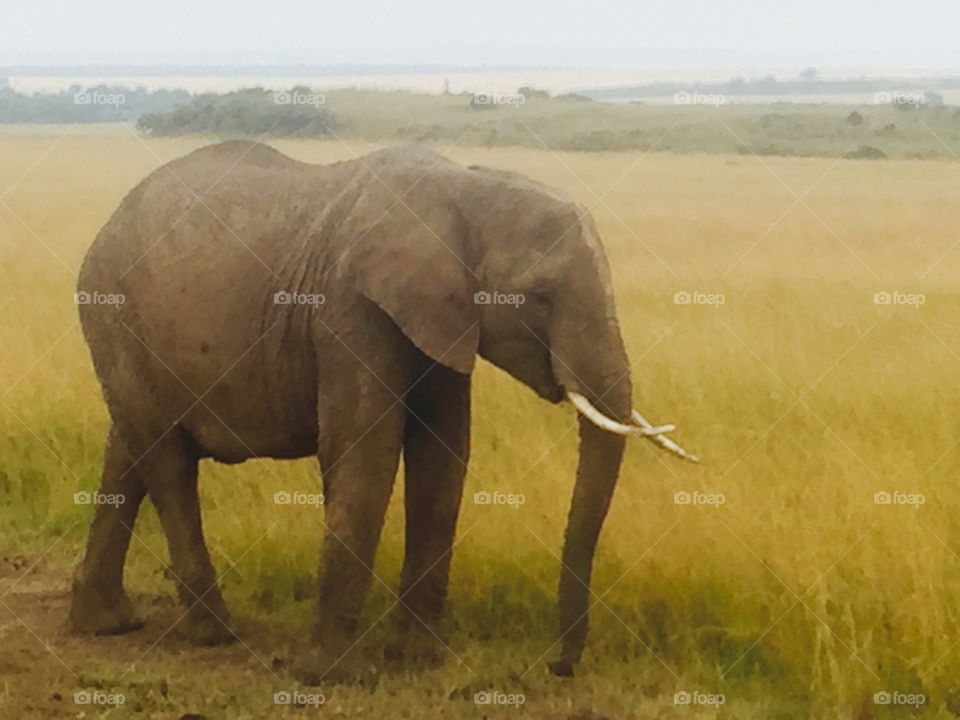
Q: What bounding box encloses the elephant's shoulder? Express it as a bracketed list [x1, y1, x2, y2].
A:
[465, 164, 582, 215]
[467, 164, 566, 196]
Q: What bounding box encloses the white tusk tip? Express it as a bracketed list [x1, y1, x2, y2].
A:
[630, 409, 700, 462]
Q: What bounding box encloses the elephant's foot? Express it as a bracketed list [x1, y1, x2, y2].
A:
[383, 617, 445, 669]
[180, 599, 235, 646]
[291, 643, 375, 686]
[547, 658, 575, 677]
[70, 582, 145, 636]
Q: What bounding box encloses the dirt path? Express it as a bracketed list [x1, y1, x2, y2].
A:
[0, 553, 320, 719]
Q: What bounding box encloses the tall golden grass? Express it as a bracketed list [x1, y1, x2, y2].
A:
[3, 125, 960, 715]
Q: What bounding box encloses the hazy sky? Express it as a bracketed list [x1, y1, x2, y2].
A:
[1, 0, 957, 69]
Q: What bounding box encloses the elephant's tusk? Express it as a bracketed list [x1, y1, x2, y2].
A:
[631, 409, 701, 463]
[566, 392, 673, 437]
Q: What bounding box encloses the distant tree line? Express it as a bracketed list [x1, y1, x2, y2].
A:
[0, 84, 189, 122]
[137, 87, 336, 136]
[0, 84, 336, 136]
[2, 80, 960, 160]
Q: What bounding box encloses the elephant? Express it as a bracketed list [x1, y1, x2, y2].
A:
[69, 140, 697, 682]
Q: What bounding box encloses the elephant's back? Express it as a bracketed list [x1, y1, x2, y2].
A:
[80, 141, 310, 289]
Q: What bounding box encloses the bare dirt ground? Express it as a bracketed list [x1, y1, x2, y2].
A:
[0, 553, 310, 719]
[2, 553, 684, 720]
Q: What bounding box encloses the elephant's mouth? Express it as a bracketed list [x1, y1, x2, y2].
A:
[544, 382, 566, 404]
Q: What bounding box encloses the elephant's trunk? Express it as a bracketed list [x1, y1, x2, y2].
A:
[548, 416, 626, 677]
[547, 313, 633, 676]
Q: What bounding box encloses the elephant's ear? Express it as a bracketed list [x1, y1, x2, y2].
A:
[343, 190, 479, 374]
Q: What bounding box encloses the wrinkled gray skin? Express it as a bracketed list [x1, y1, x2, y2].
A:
[71, 141, 633, 682]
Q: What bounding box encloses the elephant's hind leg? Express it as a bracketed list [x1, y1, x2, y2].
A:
[144, 427, 234, 645]
[71, 424, 148, 635]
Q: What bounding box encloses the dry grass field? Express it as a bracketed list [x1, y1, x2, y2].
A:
[2, 124, 960, 717]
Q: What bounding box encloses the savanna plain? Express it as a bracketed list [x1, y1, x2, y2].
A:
[2, 125, 960, 718]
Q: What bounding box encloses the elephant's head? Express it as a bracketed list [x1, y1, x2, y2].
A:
[338, 148, 697, 675]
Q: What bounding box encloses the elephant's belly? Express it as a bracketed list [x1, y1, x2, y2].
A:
[180, 396, 319, 464]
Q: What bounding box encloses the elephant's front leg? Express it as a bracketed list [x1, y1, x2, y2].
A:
[293, 374, 406, 685]
[387, 366, 470, 665]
